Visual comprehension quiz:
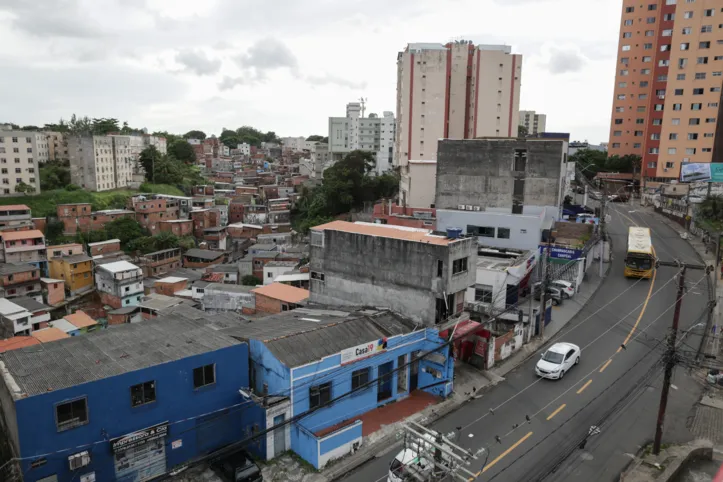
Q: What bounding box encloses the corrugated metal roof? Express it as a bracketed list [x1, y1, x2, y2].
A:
[2, 312, 242, 398]
[0, 263, 37, 275]
[97, 260, 140, 273]
[184, 249, 225, 261]
[11, 297, 48, 313]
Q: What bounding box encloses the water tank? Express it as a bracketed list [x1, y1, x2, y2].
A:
[446, 227, 463, 239]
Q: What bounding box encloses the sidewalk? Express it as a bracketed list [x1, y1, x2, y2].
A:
[322, 255, 610, 480]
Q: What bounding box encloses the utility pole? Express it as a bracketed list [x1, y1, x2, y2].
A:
[539, 239, 552, 339]
[599, 181, 607, 278]
[653, 260, 711, 455]
[699, 233, 721, 362]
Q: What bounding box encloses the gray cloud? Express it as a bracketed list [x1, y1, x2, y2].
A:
[175, 49, 222, 76]
[547, 48, 586, 74]
[0, 0, 105, 38]
[306, 74, 367, 90]
[235, 38, 299, 80]
[218, 76, 249, 91]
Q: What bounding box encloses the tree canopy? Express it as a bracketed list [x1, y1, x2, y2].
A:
[183, 130, 206, 140]
[40, 161, 71, 191]
[292, 150, 399, 233]
[697, 195, 723, 230]
[217, 126, 280, 149]
[518, 125, 528, 138]
[168, 140, 196, 164]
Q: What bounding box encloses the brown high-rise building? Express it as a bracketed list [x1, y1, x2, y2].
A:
[609, 0, 723, 181]
[395, 42, 522, 168]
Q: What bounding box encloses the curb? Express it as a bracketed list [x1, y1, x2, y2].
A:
[618, 439, 713, 482]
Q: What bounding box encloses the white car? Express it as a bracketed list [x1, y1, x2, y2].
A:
[550, 280, 575, 299]
[535, 342, 581, 380]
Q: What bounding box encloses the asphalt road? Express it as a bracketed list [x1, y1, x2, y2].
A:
[340, 203, 710, 482]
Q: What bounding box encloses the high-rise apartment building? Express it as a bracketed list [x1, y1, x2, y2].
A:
[395, 42, 523, 167]
[45, 132, 68, 161]
[609, 0, 723, 181]
[0, 126, 46, 196]
[519, 110, 547, 135]
[69, 134, 147, 191]
[328, 102, 396, 175]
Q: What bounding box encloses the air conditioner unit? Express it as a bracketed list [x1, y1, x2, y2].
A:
[664, 168, 669, 172]
[473, 206, 482, 211]
[457, 204, 466, 210]
[68, 451, 91, 470]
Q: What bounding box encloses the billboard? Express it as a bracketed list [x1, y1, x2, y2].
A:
[680, 163, 723, 182]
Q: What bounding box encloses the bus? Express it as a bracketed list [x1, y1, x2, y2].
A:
[624, 226, 655, 278]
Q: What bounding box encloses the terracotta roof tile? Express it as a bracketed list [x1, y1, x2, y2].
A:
[252, 283, 309, 304]
[312, 220, 454, 246]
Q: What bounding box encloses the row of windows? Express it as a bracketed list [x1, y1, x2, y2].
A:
[1, 178, 35, 185]
[0, 137, 33, 143]
[0, 147, 33, 154]
[55, 363, 216, 431]
[0, 168, 34, 174]
[467, 225, 512, 239]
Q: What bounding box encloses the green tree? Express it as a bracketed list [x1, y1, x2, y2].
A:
[14, 182, 35, 194]
[151, 131, 181, 145]
[306, 135, 325, 142]
[139, 146, 162, 181]
[698, 195, 723, 225]
[178, 235, 196, 251]
[219, 129, 241, 149]
[518, 125, 529, 137]
[153, 155, 183, 185]
[570, 148, 608, 178]
[242, 275, 262, 286]
[20, 125, 41, 131]
[91, 118, 120, 135]
[168, 140, 196, 164]
[44, 220, 66, 245]
[105, 217, 146, 248]
[153, 231, 180, 251]
[40, 162, 71, 191]
[183, 130, 206, 140]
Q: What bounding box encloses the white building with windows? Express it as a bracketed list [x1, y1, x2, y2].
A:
[0, 126, 46, 196]
[519, 110, 547, 136]
[328, 102, 396, 176]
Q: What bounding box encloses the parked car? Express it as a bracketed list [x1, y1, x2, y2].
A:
[211, 450, 263, 482]
[550, 280, 575, 298]
[535, 342, 581, 380]
[533, 284, 563, 305]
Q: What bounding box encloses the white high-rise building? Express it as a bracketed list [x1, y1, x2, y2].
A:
[519, 110, 547, 136]
[0, 126, 46, 195]
[328, 102, 396, 175]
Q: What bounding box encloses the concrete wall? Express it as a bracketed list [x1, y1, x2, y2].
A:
[400, 161, 437, 208]
[435, 139, 565, 210]
[309, 229, 476, 325]
[203, 288, 255, 313]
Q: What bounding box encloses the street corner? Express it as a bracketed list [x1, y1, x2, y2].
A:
[619, 440, 714, 482]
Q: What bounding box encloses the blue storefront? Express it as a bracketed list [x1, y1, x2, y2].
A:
[242, 309, 454, 469]
[0, 315, 253, 482]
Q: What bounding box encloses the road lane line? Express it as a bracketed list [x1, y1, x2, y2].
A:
[599, 359, 613, 373]
[576, 379, 593, 394]
[546, 404, 566, 421]
[476, 431, 534, 476]
[621, 247, 658, 348]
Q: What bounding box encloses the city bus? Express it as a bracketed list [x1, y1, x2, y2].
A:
[624, 226, 655, 278]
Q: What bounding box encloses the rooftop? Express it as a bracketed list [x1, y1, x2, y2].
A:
[265, 261, 297, 268]
[1, 312, 242, 398]
[184, 249, 225, 261]
[40, 278, 64, 284]
[0, 336, 40, 353]
[1, 229, 44, 241]
[0, 205, 30, 212]
[209, 264, 238, 273]
[312, 221, 457, 246]
[156, 276, 188, 284]
[203, 226, 226, 232]
[138, 293, 189, 311]
[0, 263, 37, 275]
[11, 297, 48, 313]
[0, 298, 25, 316]
[87, 239, 121, 247]
[205, 283, 255, 293]
[249, 243, 277, 251]
[251, 282, 309, 304]
[55, 253, 92, 263]
[275, 273, 310, 283]
[30, 327, 70, 343]
[97, 260, 141, 273]
[63, 311, 97, 329]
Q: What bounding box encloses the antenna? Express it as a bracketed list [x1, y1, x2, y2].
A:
[359, 97, 367, 118]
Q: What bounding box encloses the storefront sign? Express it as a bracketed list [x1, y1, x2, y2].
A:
[171, 439, 183, 450]
[681, 163, 723, 182]
[111, 422, 169, 453]
[538, 245, 583, 260]
[340, 339, 385, 365]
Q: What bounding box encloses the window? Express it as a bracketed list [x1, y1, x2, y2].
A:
[651, 133, 661, 140]
[666, 0, 676, 4]
[668, 148, 677, 154]
[56, 398, 88, 431]
[635, 130, 644, 136]
[644, 43, 653, 50]
[707, 118, 717, 123]
[702, 25, 713, 32]
[616, 107, 625, 112]
[642, 80, 651, 86]
[623, 32, 632, 38]
[468, 225, 495, 237]
[634, 143, 642, 148]
[692, 103, 702, 110]
[688, 133, 699, 140]
[624, 19, 633, 25]
[614, 118, 623, 125]
[497, 228, 510, 239]
[648, 4, 657, 10]
[655, 105, 664, 112]
[614, 130, 622, 136]
[622, 45, 631, 51]
[309, 382, 332, 409]
[649, 147, 660, 154]
[612, 143, 621, 148]
[661, 44, 671, 51]
[695, 72, 707, 79]
[677, 74, 686, 80]
[714, 71, 722, 76]
[672, 118, 681, 125]
[452, 257, 468, 274]
[475, 285, 494, 303]
[694, 88, 704, 95]
[193, 364, 215, 389]
[686, 148, 697, 155]
[703, 8, 714, 16]
[620, 69, 629, 76]
[513, 149, 527, 171]
[666, 162, 675, 169]
[684, 10, 694, 18]
[673, 103, 682, 110]
[682, 27, 692, 34]
[646, 16, 656, 23]
[640, 93, 649, 100]
[679, 58, 688, 68]
[675, 89, 684, 95]
[621, 57, 629, 64]
[625, 6, 634, 12]
[700, 41, 711, 49]
[642, 68, 651, 74]
[130, 381, 156, 407]
[670, 133, 678, 140]
[619, 82, 627, 88]
[663, 29, 673, 36]
[681, 42, 690, 50]
[709, 102, 719, 107]
[351, 368, 370, 390]
[643, 56, 651, 63]
[698, 57, 709, 64]
[618, 94, 627, 100]
[636, 119, 644, 124]
[664, 13, 675, 21]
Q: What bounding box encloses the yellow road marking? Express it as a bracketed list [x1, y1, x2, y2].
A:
[546, 404, 566, 421]
[576, 379, 593, 394]
[471, 431, 534, 478]
[599, 359, 613, 373]
[621, 247, 657, 348]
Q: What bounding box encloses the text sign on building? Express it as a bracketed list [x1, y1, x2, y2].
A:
[340, 340, 385, 365]
[680, 163, 723, 183]
[539, 245, 583, 260]
[110, 422, 169, 453]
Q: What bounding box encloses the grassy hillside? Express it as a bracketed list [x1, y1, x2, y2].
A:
[0, 184, 186, 218]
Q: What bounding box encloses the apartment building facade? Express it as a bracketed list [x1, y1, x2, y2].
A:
[519, 110, 547, 135]
[0, 127, 46, 195]
[395, 42, 523, 167]
[95, 260, 144, 308]
[68, 135, 115, 191]
[608, 0, 723, 180]
[45, 131, 68, 161]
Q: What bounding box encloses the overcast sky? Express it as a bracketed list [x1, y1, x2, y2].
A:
[0, 0, 620, 143]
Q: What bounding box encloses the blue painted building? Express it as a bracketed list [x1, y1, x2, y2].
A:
[0, 309, 255, 482]
[220, 308, 454, 469]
